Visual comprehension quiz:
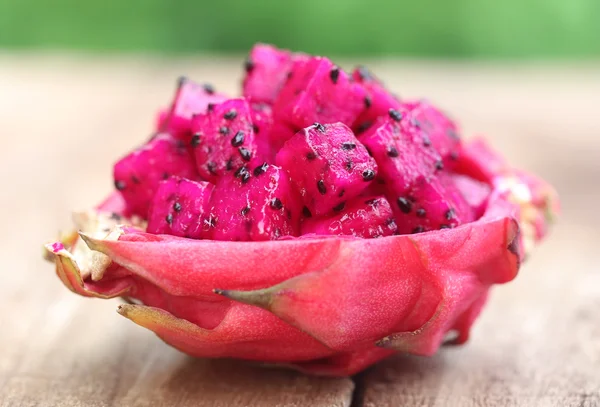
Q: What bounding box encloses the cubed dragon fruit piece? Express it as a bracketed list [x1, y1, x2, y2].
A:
[147, 176, 214, 239]
[160, 77, 227, 138]
[276, 122, 378, 216]
[113, 133, 199, 217]
[207, 163, 301, 241]
[351, 66, 402, 134]
[190, 98, 258, 183]
[302, 195, 397, 238]
[242, 44, 307, 104]
[273, 57, 367, 136]
[403, 100, 462, 169]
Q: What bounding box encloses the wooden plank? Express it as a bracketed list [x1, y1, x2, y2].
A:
[358, 71, 600, 406]
[0, 56, 354, 407]
[0, 55, 598, 406]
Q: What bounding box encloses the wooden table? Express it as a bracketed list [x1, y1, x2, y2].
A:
[1, 55, 598, 406]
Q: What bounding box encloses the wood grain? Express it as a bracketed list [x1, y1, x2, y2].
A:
[0, 54, 598, 406]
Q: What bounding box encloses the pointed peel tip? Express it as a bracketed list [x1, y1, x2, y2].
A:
[213, 287, 274, 309]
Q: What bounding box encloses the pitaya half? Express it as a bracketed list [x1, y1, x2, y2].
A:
[44, 44, 558, 377]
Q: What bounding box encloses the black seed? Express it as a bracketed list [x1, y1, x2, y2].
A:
[416, 208, 427, 218]
[338, 189, 345, 197]
[225, 158, 234, 171]
[313, 122, 326, 133]
[206, 161, 217, 175]
[202, 83, 215, 94]
[422, 134, 432, 147]
[173, 202, 182, 212]
[306, 151, 318, 161]
[445, 209, 455, 220]
[110, 212, 121, 221]
[234, 166, 247, 178]
[435, 160, 444, 171]
[450, 151, 459, 161]
[411, 118, 421, 128]
[165, 213, 173, 225]
[219, 126, 229, 135]
[329, 67, 340, 84]
[231, 131, 245, 147]
[224, 109, 237, 120]
[364, 96, 372, 109]
[412, 226, 425, 234]
[252, 124, 260, 134]
[238, 147, 252, 161]
[241, 206, 250, 216]
[387, 146, 399, 157]
[365, 198, 379, 206]
[397, 197, 412, 213]
[114, 180, 126, 190]
[253, 162, 269, 176]
[356, 65, 371, 81]
[333, 202, 346, 212]
[207, 103, 215, 112]
[191, 133, 201, 147]
[362, 169, 376, 181]
[270, 198, 283, 210]
[241, 172, 251, 184]
[439, 224, 452, 229]
[131, 175, 140, 184]
[302, 206, 312, 218]
[162, 172, 169, 180]
[341, 142, 356, 150]
[346, 160, 354, 171]
[244, 58, 254, 73]
[356, 121, 372, 134]
[388, 109, 403, 122]
[317, 180, 327, 195]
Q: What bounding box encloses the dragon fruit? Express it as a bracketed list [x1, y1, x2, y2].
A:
[190, 98, 258, 183]
[301, 195, 397, 238]
[242, 44, 306, 104]
[276, 122, 378, 216]
[207, 163, 300, 241]
[44, 44, 558, 377]
[160, 77, 227, 138]
[351, 66, 402, 134]
[147, 177, 214, 239]
[273, 56, 367, 143]
[113, 133, 199, 217]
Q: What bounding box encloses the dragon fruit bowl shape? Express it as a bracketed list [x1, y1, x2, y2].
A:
[44, 44, 558, 376]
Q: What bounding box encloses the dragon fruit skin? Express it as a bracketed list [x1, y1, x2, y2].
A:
[207, 164, 301, 241]
[146, 177, 214, 239]
[276, 122, 378, 216]
[46, 137, 558, 376]
[301, 195, 397, 238]
[113, 133, 199, 217]
[190, 98, 258, 183]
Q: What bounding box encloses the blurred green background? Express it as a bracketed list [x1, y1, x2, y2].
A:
[1, 0, 599, 58]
